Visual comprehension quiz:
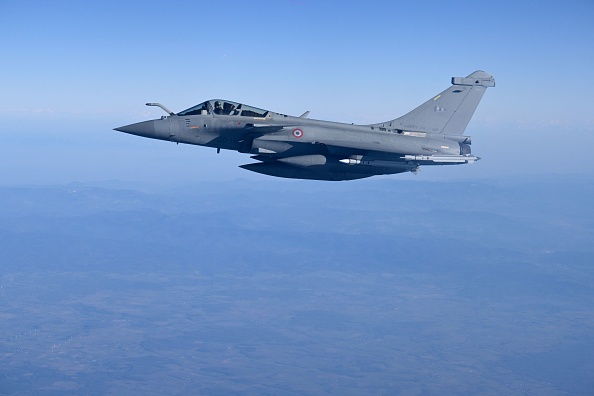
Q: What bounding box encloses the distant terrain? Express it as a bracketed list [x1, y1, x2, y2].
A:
[1, 177, 593, 395]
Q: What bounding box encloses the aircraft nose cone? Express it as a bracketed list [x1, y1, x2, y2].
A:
[114, 120, 156, 138]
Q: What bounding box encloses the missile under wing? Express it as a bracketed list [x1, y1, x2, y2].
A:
[115, 71, 495, 181]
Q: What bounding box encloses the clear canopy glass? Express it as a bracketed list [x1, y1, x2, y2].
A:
[178, 100, 269, 118]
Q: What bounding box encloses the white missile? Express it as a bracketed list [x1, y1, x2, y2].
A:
[402, 155, 479, 163]
[339, 158, 361, 165]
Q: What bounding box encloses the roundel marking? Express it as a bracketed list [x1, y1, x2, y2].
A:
[292, 128, 304, 138]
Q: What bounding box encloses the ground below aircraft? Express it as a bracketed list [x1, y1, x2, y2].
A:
[115, 71, 495, 181]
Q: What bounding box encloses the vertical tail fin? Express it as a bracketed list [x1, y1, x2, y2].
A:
[379, 71, 495, 135]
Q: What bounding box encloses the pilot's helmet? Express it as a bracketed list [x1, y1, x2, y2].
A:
[215, 101, 221, 107]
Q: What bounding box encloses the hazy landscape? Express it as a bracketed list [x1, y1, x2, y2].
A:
[1, 176, 593, 395]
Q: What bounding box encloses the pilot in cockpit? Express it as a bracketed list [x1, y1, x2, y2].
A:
[214, 101, 223, 114]
[223, 102, 235, 115]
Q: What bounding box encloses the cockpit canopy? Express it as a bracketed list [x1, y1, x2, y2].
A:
[178, 100, 269, 118]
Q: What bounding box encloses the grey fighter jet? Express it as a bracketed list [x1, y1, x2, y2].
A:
[115, 71, 495, 181]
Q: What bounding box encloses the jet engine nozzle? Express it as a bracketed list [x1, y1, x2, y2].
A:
[459, 143, 471, 155]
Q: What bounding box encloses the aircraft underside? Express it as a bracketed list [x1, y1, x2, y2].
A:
[239, 162, 405, 181]
[240, 154, 416, 181]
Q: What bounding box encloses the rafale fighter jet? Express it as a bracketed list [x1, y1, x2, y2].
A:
[115, 71, 495, 181]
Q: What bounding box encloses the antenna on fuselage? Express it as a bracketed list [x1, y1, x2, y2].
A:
[146, 103, 175, 116]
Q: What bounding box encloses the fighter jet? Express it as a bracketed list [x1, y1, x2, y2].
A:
[115, 70, 495, 181]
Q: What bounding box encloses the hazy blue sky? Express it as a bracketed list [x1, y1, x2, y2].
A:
[1, 0, 593, 185]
